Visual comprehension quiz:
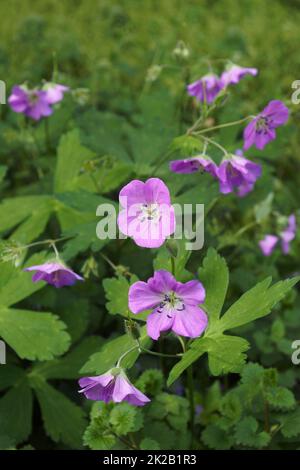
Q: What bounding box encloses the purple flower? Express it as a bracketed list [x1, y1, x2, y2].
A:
[128, 270, 208, 340]
[259, 235, 279, 256]
[118, 178, 176, 248]
[24, 261, 84, 288]
[169, 156, 218, 177]
[8, 85, 53, 121]
[43, 82, 69, 104]
[78, 370, 150, 407]
[243, 100, 289, 151]
[259, 214, 296, 256]
[217, 152, 262, 197]
[187, 74, 223, 104]
[220, 64, 258, 87]
[280, 214, 296, 254]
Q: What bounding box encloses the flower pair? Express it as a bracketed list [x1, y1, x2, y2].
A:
[170, 151, 262, 197]
[187, 64, 258, 104]
[79, 270, 208, 407]
[259, 215, 296, 256]
[8, 82, 69, 121]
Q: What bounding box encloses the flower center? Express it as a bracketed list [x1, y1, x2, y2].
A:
[28, 91, 40, 104]
[138, 203, 160, 223]
[157, 291, 185, 317]
[255, 116, 269, 133]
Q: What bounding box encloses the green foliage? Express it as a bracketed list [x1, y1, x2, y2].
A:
[167, 249, 299, 385]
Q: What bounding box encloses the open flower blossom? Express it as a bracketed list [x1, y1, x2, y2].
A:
[8, 85, 53, 120]
[169, 155, 218, 177]
[259, 214, 297, 256]
[220, 64, 258, 87]
[118, 178, 175, 248]
[243, 100, 289, 150]
[259, 235, 279, 256]
[42, 82, 69, 104]
[129, 270, 208, 340]
[78, 369, 150, 407]
[217, 151, 262, 197]
[187, 74, 222, 104]
[24, 261, 84, 288]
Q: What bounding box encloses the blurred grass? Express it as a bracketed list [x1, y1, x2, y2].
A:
[0, 0, 299, 103]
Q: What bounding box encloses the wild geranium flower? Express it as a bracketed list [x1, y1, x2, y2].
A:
[24, 261, 83, 288]
[187, 74, 222, 104]
[243, 100, 289, 150]
[220, 64, 258, 87]
[8, 85, 53, 120]
[259, 215, 296, 256]
[169, 155, 218, 177]
[129, 270, 208, 340]
[78, 369, 150, 407]
[217, 152, 262, 197]
[42, 82, 69, 104]
[118, 178, 175, 248]
[259, 235, 279, 256]
[281, 214, 297, 254]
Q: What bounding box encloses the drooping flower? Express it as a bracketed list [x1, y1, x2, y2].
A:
[217, 152, 262, 197]
[259, 214, 296, 256]
[187, 74, 223, 104]
[129, 270, 208, 340]
[169, 155, 218, 177]
[24, 261, 84, 288]
[8, 85, 53, 121]
[259, 235, 279, 256]
[243, 100, 289, 151]
[280, 214, 296, 254]
[220, 64, 258, 87]
[78, 369, 150, 407]
[42, 82, 69, 104]
[118, 178, 176, 248]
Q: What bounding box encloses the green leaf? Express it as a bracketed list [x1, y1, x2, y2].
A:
[83, 417, 116, 450]
[80, 326, 150, 375]
[198, 248, 229, 325]
[0, 307, 70, 360]
[103, 274, 139, 318]
[167, 337, 210, 386]
[265, 386, 296, 410]
[0, 195, 52, 234]
[202, 423, 234, 450]
[278, 408, 300, 438]
[218, 277, 300, 332]
[207, 335, 249, 376]
[254, 193, 274, 223]
[0, 252, 50, 307]
[140, 438, 160, 450]
[33, 336, 103, 380]
[0, 365, 25, 391]
[235, 417, 270, 448]
[54, 129, 95, 193]
[135, 369, 164, 396]
[109, 403, 143, 435]
[32, 377, 86, 448]
[0, 380, 33, 445]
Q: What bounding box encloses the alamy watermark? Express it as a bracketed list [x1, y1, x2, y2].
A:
[291, 340, 300, 365]
[96, 202, 205, 250]
[0, 80, 6, 104]
[0, 340, 6, 365]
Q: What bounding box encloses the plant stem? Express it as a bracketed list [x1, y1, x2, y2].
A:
[198, 134, 228, 156]
[263, 398, 270, 433]
[44, 119, 51, 151]
[194, 116, 252, 135]
[187, 365, 195, 448]
[116, 345, 139, 367]
[139, 346, 183, 358]
[171, 256, 176, 276]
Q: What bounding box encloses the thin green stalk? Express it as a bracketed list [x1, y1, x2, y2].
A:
[187, 365, 195, 448]
[195, 116, 252, 135]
